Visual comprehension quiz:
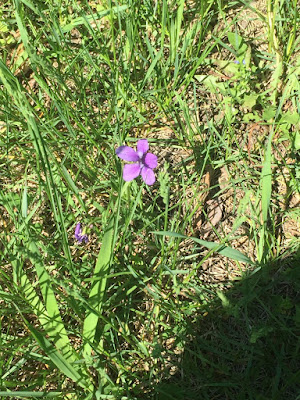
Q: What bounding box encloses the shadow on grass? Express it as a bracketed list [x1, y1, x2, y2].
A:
[153, 251, 300, 400]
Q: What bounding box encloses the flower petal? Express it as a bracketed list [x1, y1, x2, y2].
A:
[82, 234, 89, 244]
[137, 139, 149, 156]
[75, 223, 81, 236]
[116, 146, 139, 162]
[123, 164, 141, 181]
[141, 167, 156, 185]
[144, 153, 157, 169]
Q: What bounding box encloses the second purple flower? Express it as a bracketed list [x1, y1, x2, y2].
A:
[75, 222, 88, 244]
[116, 139, 157, 186]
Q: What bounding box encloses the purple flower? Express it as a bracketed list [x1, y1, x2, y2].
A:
[115, 139, 158, 186]
[75, 223, 88, 243]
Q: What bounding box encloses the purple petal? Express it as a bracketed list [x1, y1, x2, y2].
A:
[137, 139, 149, 156]
[75, 223, 89, 243]
[144, 153, 157, 169]
[82, 234, 89, 244]
[116, 146, 139, 162]
[123, 163, 141, 181]
[141, 167, 155, 185]
[75, 223, 81, 236]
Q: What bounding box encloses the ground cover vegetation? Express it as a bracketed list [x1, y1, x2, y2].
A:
[0, 0, 299, 398]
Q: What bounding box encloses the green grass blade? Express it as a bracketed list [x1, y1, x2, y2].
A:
[60, 165, 86, 210]
[82, 217, 115, 357]
[61, 5, 128, 33]
[257, 131, 274, 261]
[21, 183, 27, 218]
[141, 49, 163, 90]
[27, 241, 77, 363]
[11, 249, 92, 389]
[18, 314, 91, 391]
[175, 0, 185, 57]
[153, 231, 253, 264]
[0, 392, 63, 398]
[19, 0, 41, 15]
[0, 59, 74, 276]
[261, 133, 273, 225]
[15, 263, 74, 359]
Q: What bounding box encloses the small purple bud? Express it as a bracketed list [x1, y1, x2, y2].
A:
[75, 222, 88, 244]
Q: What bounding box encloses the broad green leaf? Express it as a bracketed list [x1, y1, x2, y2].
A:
[281, 111, 300, 125]
[194, 74, 227, 95]
[243, 112, 261, 123]
[262, 106, 277, 122]
[227, 32, 247, 57]
[242, 94, 258, 110]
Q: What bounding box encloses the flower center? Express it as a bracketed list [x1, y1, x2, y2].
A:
[139, 153, 147, 168]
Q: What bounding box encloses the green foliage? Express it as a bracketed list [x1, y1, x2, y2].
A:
[0, 0, 299, 398]
[153, 231, 254, 264]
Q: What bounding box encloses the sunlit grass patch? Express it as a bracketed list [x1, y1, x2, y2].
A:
[0, 0, 299, 398]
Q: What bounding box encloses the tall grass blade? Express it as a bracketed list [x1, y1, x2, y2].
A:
[61, 5, 128, 33]
[0, 59, 74, 275]
[261, 133, 273, 225]
[18, 312, 91, 391]
[12, 252, 92, 389]
[153, 231, 253, 264]
[27, 241, 77, 363]
[83, 217, 115, 357]
[258, 131, 273, 261]
[0, 392, 63, 398]
[21, 183, 27, 218]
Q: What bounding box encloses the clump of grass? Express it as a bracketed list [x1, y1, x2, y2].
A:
[0, 0, 299, 399]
